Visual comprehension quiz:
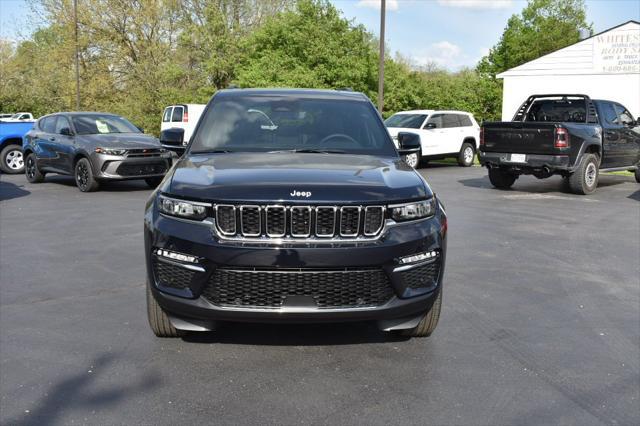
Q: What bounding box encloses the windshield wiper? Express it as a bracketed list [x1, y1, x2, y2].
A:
[191, 149, 234, 154]
[268, 149, 347, 154]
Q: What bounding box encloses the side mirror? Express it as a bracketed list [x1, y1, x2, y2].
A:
[424, 122, 436, 129]
[397, 132, 421, 155]
[137, 126, 145, 133]
[60, 127, 74, 136]
[160, 128, 185, 146]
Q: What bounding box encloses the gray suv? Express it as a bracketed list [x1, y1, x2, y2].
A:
[23, 112, 172, 192]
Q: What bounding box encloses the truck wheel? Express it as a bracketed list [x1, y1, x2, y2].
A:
[457, 142, 475, 167]
[402, 153, 420, 168]
[568, 153, 599, 195]
[25, 153, 45, 183]
[74, 158, 100, 192]
[146, 283, 185, 338]
[488, 168, 517, 189]
[635, 168, 640, 183]
[398, 290, 442, 338]
[0, 144, 25, 174]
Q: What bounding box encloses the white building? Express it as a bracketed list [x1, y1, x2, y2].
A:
[498, 20, 640, 120]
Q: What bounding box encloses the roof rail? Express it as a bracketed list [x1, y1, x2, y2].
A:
[335, 87, 354, 92]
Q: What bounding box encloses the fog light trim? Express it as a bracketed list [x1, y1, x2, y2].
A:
[399, 250, 438, 265]
[154, 248, 199, 264]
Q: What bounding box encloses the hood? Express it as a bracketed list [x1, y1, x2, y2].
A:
[167, 152, 430, 203]
[79, 133, 160, 149]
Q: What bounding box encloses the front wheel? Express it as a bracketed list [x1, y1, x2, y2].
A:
[568, 153, 599, 195]
[402, 153, 420, 169]
[74, 158, 100, 192]
[457, 142, 475, 167]
[634, 168, 640, 183]
[25, 153, 45, 183]
[398, 290, 442, 338]
[147, 284, 185, 338]
[0, 144, 25, 174]
[488, 168, 517, 189]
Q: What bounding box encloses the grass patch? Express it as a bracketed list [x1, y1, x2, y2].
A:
[602, 170, 633, 176]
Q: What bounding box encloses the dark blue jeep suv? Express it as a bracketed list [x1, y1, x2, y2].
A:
[145, 89, 447, 338]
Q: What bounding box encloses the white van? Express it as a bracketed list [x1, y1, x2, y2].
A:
[385, 110, 480, 168]
[160, 104, 206, 148]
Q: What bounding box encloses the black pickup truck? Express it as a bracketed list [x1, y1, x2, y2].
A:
[479, 94, 640, 194]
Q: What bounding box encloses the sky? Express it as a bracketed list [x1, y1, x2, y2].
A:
[1, 0, 639, 70]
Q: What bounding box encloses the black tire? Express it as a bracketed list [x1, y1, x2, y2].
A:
[488, 168, 517, 189]
[146, 283, 185, 338]
[74, 158, 99, 192]
[568, 153, 599, 195]
[634, 168, 640, 183]
[145, 177, 163, 188]
[457, 142, 475, 167]
[25, 153, 45, 183]
[398, 290, 442, 338]
[0, 144, 25, 174]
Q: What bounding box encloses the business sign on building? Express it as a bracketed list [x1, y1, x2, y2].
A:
[593, 29, 640, 74]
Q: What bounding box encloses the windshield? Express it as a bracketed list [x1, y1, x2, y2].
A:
[189, 95, 397, 156]
[384, 113, 427, 129]
[72, 114, 140, 135]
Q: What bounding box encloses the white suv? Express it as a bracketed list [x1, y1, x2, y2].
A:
[160, 104, 206, 149]
[385, 110, 480, 168]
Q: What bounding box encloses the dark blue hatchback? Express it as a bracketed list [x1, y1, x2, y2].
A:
[144, 89, 447, 338]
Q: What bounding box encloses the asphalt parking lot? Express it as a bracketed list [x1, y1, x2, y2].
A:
[1, 165, 639, 426]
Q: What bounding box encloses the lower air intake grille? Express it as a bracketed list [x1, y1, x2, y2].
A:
[116, 162, 166, 176]
[202, 268, 394, 309]
[153, 259, 194, 290]
[401, 260, 440, 289]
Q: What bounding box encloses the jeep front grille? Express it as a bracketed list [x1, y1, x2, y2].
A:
[214, 204, 385, 240]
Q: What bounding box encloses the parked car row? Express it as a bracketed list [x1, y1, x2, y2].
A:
[4, 94, 640, 196]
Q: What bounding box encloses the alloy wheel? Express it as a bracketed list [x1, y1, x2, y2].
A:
[77, 162, 89, 190]
[463, 146, 474, 164]
[5, 149, 23, 171]
[26, 157, 35, 179]
[585, 162, 597, 188]
[403, 153, 419, 168]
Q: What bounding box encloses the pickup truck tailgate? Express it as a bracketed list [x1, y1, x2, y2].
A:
[483, 122, 558, 155]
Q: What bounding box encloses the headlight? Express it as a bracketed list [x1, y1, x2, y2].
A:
[390, 198, 436, 222]
[158, 195, 208, 220]
[95, 147, 127, 156]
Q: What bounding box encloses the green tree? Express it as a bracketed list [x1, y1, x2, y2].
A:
[478, 0, 592, 76]
[235, 0, 378, 98]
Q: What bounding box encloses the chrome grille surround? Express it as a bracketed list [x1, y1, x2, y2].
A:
[315, 206, 337, 237]
[363, 206, 385, 236]
[239, 205, 261, 237]
[212, 204, 386, 241]
[265, 205, 286, 237]
[290, 206, 312, 237]
[214, 204, 237, 236]
[339, 206, 361, 237]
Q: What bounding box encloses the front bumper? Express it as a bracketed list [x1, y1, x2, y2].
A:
[478, 151, 572, 173]
[144, 199, 447, 327]
[92, 152, 172, 180]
